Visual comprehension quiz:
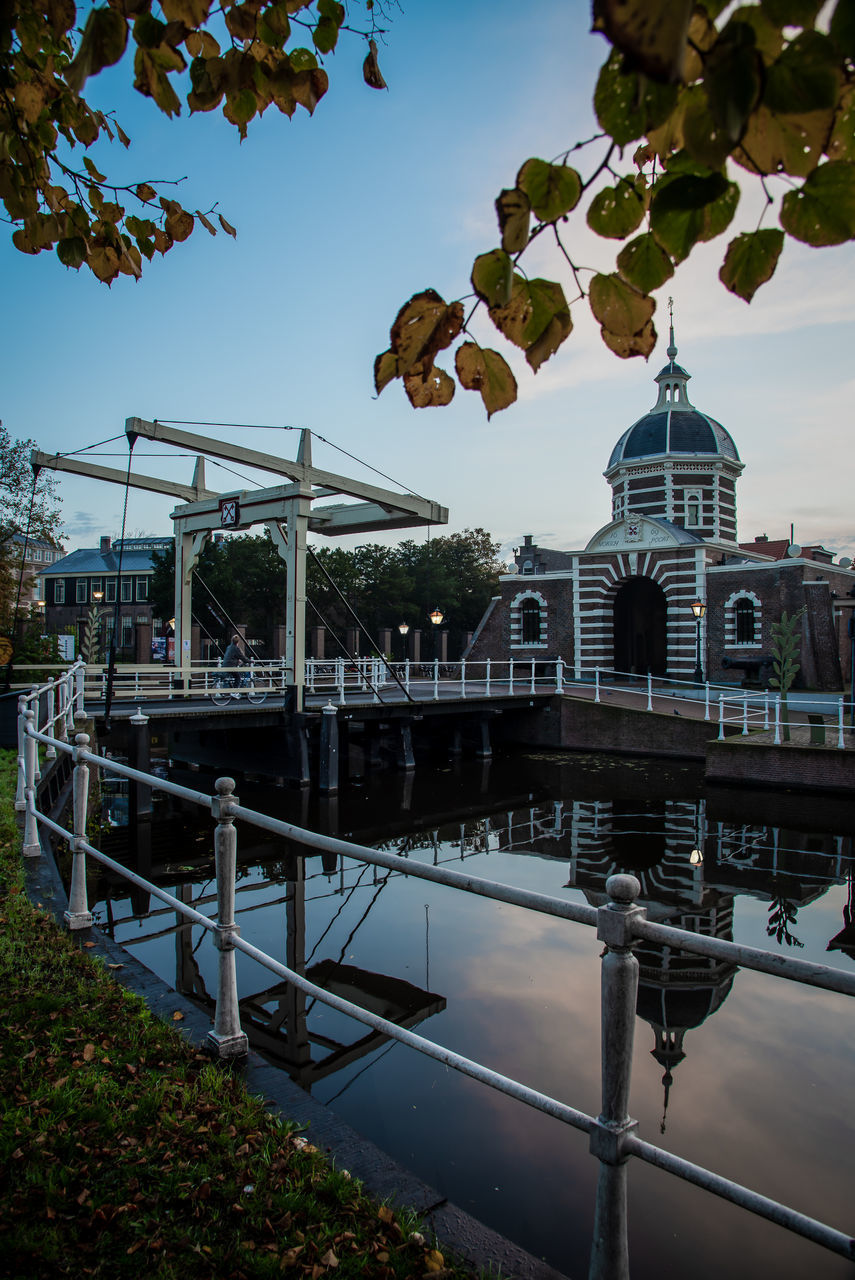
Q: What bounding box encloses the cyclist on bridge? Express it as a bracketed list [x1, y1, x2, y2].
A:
[222, 634, 244, 688]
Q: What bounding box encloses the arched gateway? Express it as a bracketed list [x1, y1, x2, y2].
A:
[613, 578, 667, 677]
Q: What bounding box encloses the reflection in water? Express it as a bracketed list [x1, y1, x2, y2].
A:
[85, 753, 855, 1280]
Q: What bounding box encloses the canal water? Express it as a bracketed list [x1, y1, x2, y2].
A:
[82, 750, 854, 1280]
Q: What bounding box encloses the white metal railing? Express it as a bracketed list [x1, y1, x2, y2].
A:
[10, 659, 855, 749]
[15, 704, 855, 1277]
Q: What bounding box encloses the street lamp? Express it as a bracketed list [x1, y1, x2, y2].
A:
[398, 621, 409, 661]
[691, 599, 706, 684]
[429, 607, 443, 662]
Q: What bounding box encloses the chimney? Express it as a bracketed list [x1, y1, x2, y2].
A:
[100, 535, 111, 553]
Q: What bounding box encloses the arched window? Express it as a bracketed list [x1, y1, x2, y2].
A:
[521, 597, 541, 643]
[735, 597, 756, 644]
[725, 591, 762, 648]
[511, 591, 548, 649]
[686, 492, 701, 526]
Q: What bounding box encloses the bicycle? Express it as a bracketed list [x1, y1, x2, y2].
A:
[211, 671, 267, 706]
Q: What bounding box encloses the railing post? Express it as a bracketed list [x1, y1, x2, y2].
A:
[530, 658, 536, 694]
[595, 668, 601, 703]
[837, 697, 845, 750]
[57, 676, 69, 743]
[485, 657, 491, 697]
[433, 658, 439, 699]
[718, 693, 725, 740]
[405, 658, 410, 692]
[75, 660, 86, 720]
[29, 685, 41, 781]
[45, 683, 57, 759]
[461, 659, 467, 699]
[763, 691, 770, 731]
[556, 657, 564, 694]
[704, 680, 710, 722]
[208, 777, 249, 1058]
[65, 733, 94, 929]
[22, 710, 41, 857]
[646, 672, 652, 711]
[509, 658, 514, 694]
[742, 694, 749, 735]
[588, 873, 644, 1280]
[773, 694, 781, 744]
[15, 696, 27, 811]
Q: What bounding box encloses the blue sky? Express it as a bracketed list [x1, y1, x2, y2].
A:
[3, 0, 854, 562]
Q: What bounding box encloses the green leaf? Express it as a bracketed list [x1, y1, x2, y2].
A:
[734, 102, 833, 177]
[313, 16, 340, 54]
[703, 20, 762, 143]
[403, 364, 456, 409]
[83, 156, 106, 183]
[589, 272, 655, 336]
[829, 0, 855, 59]
[66, 7, 129, 92]
[719, 229, 784, 300]
[488, 275, 572, 370]
[828, 86, 855, 163]
[471, 250, 513, 308]
[682, 85, 732, 169]
[289, 47, 318, 72]
[586, 178, 645, 239]
[516, 159, 581, 222]
[616, 232, 674, 292]
[649, 169, 738, 261]
[373, 349, 399, 395]
[224, 88, 257, 128]
[134, 48, 182, 116]
[594, 50, 679, 147]
[728, 5, 783, 63]
[454, 343, 518, 419]
[495, 188, 530, 254]
[759, 0, 822, 28]
[764, 31, 840, 116]
[56, 236, 88, 269]
[591, 0, 695, 83]
[133, 13, 167, 50]
[780, 160, 855, 246]
[257, 3, 291, 49]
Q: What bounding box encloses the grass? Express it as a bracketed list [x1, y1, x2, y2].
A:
[0, 747, 467, 1279]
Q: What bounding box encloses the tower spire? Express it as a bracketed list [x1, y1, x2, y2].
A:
[667, 296, 677, 361]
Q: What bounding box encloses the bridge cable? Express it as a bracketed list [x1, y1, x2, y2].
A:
[307, 545, 416, 704]
[305, 598, 392, 705]
[155, 420, 427, 500]
[192, 571, 263, 661]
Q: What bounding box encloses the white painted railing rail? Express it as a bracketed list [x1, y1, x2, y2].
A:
[16, 705, 855, 1277]
[10, 659, 854, 750]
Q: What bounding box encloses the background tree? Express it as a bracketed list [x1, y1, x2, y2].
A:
[1, 0, 391, 283]
[151, 527, 505, 656]
[375, 0, 855, 415]
[0, 422, 63, 634]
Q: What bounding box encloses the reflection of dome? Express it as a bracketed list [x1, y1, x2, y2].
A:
[635, 898, 738, 1132]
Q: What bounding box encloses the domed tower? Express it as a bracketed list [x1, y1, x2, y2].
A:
[604, 313, 744, 544]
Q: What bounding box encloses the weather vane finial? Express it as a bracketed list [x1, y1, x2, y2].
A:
[667, 295, 677, 360]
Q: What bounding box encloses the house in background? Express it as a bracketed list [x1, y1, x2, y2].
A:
[467, 326, 855, 691]
[39, 535, 173, 662]
[4, 532, 65, 614]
